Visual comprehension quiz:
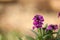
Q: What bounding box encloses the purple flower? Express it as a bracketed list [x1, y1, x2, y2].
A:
[32, 15, 44, 29]
[58, 12, 60, 18]
[46, 24, 58, 30]
[33, 15, 44, 22]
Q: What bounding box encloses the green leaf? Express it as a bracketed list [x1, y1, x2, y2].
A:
[19, 37, 22, 40]
[11, 31, 23, 40]
[55, 35, 60, 40]
[57, 29, 60, 35]
[31, 30, 38, 36]
[43, 32, 58, 40]
[55, 29, 60, 40]
[1, 34, 8, 40]
[0, 34, 2, 40]
[25, 35, 35, 40]
[43, 24, 48, 35]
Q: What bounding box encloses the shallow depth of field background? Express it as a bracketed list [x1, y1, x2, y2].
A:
[0, 0, 60, 39]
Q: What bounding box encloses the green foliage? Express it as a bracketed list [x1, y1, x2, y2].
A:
[25, 35, 35, 40]
[26, 24, 60, 40]
[55, 29, 60, 40]
[0, 30, 23, 40]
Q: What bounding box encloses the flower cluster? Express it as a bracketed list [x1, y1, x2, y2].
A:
[26, 14, 60, 40]
[32, 15, 58, 30]
[58, 12, 60, 18]
[46, 24, 58, 30]
[33, 15, 44, 29]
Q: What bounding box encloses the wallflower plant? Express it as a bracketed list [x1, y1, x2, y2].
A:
[0, 13, 60, 40]
[26, 14, 60, 40]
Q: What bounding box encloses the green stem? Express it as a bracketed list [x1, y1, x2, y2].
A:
[37, 28, 44, 40]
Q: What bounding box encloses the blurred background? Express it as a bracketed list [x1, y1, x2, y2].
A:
[0, 0, 60, 39]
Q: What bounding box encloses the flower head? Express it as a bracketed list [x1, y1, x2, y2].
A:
[58, 12, 60, 18]
[33, 15, 44, 29]
[46, 24, 58, 30]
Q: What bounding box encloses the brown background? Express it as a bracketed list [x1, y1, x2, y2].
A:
[0, 0, 60, 37]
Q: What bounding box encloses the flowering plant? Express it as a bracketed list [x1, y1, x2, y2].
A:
[0, 13, 60, 40]
[26, 14, 60, 40]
